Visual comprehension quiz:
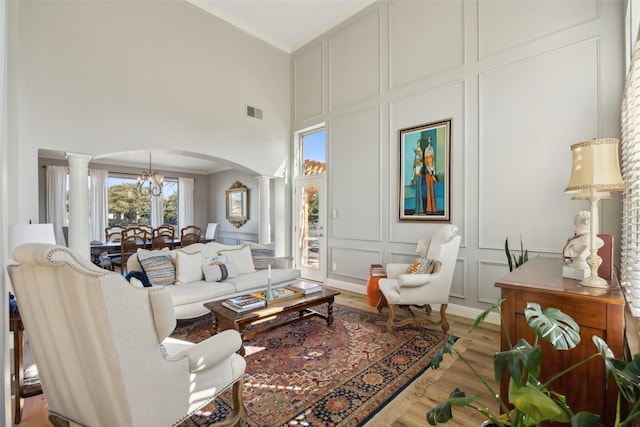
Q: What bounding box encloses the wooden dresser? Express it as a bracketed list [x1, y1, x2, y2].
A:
[495, 256, 625, 426]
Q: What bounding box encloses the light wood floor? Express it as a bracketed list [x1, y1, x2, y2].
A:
[13, 290, 500, 427]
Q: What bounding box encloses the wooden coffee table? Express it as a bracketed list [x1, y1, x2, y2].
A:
[204, 288, 340, 354]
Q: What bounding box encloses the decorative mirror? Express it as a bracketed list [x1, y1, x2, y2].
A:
[226, 181, 248, 228]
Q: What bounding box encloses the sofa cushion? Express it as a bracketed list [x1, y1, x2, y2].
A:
[218, 245, 256, 275]
[406, 257, 435, 274]
[137, 248, 175, 286]
[166, 281, 236, 306]
[176, 250, 203, 284]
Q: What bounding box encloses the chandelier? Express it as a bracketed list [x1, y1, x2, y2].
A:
[137, 153, 163, 197]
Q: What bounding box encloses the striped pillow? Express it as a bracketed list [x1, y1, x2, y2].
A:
[138, 249, 176, 286]
[250, 247, 276, 270]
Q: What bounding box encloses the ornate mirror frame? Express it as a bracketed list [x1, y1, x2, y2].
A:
[225, 181, 248, 228]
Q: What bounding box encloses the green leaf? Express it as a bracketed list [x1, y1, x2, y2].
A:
[430, 334, 456, 370]
[470, 299, 504, 333]
[426, 388, 477, 425]
[505, 238, 514, 272]
[509, 382, 569, 423]
[594, 336, 640, 403]
[571, 411, 600, 427]
[494, 338, 542, 385]
[525, 303, 580, 350]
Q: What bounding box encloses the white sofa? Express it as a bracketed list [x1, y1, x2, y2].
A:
[126, 242, 301, 319]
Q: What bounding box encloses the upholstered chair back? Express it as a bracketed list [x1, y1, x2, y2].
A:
[8, 243, 246, 427]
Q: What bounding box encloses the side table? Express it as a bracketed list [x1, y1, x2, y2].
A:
[10, 311, 43, 424]
[366, 274, 387, 307]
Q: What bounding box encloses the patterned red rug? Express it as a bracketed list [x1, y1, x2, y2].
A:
[174, 303, 450, 427]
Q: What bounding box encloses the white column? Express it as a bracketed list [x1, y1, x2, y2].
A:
[257, 176, 271, 244]
[274, 177, 286, 257]
[66, 153, 91, 261]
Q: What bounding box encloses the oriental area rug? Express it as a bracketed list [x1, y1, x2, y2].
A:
[173, 303, 457, 427]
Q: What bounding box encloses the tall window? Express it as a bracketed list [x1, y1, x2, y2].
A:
[302, 129, 326, 176]
[106, 175, 178, 226]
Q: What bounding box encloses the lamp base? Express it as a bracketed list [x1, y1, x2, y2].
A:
[580, 274, 609, 288]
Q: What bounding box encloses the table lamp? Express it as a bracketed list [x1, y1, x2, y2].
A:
[8, 223, 57, 260]
[565, 138, 625, 288]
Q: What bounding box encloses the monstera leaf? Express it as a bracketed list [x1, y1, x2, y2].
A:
[524, 303, 581, 350]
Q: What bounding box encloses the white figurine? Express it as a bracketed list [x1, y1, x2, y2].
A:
[562, 211, 603, 280]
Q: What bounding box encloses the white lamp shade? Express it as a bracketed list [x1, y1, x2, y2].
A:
[565, 138, 625, 193]
[8, 223, 57, 257]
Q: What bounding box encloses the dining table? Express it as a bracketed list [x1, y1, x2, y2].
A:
[89, 238, 213, 265]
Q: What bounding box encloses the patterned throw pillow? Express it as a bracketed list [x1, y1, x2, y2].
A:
[137, 248, 175, 286]
[406, 257, 434, 274]
[251, 247, 276, 269]
[202, 255, 238, 282]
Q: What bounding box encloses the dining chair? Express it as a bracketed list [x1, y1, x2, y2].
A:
[180, 225, 201, 248]
[113, 227, 148, 274]
[152, 224, 175, 250]
[138, 224, 153, 236]
[105, 226, 124, 243]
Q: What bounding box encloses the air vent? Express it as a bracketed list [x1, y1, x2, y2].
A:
[246, 105, 263, 120]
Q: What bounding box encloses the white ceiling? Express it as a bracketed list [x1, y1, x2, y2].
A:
[41, 1, 374, 174]
[187, 0, 376, 53]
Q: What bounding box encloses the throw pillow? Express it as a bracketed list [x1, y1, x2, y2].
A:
[175, 250, 204, 284]
[137, 248, 175, 286]
[249, 243, 276, 270]
[218, 245, 256, 275]
[406, 257, 435, 274]
[202, 256, 238, 282]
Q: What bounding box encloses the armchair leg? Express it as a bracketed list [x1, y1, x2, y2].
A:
[212, 377, 247, 427]
[383, 303, 449, 332]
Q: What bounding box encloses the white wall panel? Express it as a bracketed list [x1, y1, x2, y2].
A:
[331, 246, 382, 279]
[478, 261, 508, 303]
[479, 0, 598, 58]
[330, 107, 381, 240]
[294, 44, 323, 122]
[479, 40, 599, 251]
[329, 10, 381, 109]
[450, 258, 467, 299]
[389, 80, 465, 244]
[389, 0, 465, 89]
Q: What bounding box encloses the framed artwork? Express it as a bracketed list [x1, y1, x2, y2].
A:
[399, 119, 451, 222]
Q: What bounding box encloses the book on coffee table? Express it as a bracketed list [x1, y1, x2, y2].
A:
[222, 295, 266, 312]
[287, 280, 322, 295]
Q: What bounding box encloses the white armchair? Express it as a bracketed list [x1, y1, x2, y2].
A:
[8, 243, 247, 427]
[377, 224, 461, 332]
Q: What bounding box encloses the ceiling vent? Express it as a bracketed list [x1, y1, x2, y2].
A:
[246, 105, 263, 120]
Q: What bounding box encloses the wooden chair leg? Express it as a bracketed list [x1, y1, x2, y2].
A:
[439, 303, 449, 332]
[213, 377, 247, 427]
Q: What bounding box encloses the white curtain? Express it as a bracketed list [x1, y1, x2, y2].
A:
[178, 177, 195, 231]
[89, 169, 108, 243]
[621, 40, 640, 317]
[151, 177, 164, 228]
[46, 165, 68, 245]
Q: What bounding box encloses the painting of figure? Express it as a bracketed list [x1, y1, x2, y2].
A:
[399, 119, 451, 222]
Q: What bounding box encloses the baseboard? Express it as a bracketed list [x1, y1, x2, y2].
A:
[325, 277, 500, 325]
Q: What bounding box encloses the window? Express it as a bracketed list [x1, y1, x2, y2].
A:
[106, 175, 178, 226]
[301, 129, 326, 176]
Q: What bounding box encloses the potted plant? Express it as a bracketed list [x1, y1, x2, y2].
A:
[426, 299, 640, 427]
